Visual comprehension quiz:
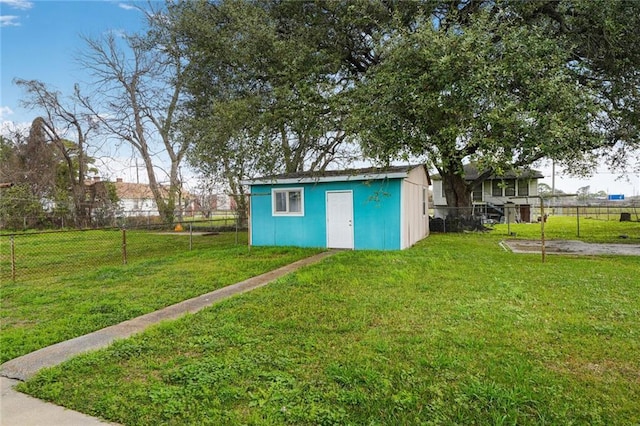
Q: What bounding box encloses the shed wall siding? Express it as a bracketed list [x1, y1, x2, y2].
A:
[401, 167, 430, 249]
[250, 179, 402, 250]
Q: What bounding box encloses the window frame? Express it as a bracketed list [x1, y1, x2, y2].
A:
[272, 188, 304, 216]
[517, 179, 529, 196]
[472, 182, 483, 202]
[504, 180, 516, 197]
[492, 180, 503, 197]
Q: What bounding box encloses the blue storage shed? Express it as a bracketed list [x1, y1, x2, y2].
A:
[242, 165, 430, 250]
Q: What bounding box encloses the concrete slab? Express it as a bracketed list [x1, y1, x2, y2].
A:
[503, 239, 640, 256]
[1, 377, 117, 426]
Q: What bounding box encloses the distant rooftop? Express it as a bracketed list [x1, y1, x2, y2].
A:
[431, 163, 544, 181]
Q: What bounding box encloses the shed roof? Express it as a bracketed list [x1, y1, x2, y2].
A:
[242, 164, 428, 185]
[431, 163, 544, 181]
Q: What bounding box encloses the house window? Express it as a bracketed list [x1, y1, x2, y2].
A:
[472, 183, 483, 202]
[504, 180, 516, 197]
[492, 180, 502, 197]
[272, 188, 304, 216]
[422, 187, 427, 216]
[518, 179, 529, 196]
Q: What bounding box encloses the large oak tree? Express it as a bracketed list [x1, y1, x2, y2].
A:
[167, 0, 639, 213]
[348, 0, 640, 211]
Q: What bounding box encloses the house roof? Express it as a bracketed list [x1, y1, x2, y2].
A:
[431, 163, 544, 181]
[242, 164, 428, 185]
[113, 181, 163, 200]
[86, 179, 169, 200]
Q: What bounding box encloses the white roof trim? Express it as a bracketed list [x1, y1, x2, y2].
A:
[242, 171, 410, 186]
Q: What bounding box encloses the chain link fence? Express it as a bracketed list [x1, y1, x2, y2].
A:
[0, 213, 245, 282]
[0, 207, 244, 232]
[545, 203, 640, 222]
[430, 201, 640, 236]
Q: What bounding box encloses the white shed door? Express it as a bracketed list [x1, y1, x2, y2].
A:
[326, 191, 354, 249]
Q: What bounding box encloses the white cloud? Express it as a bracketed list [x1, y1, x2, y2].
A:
[0, 0, 33, 26]
[106, 28, 127, 39]
[0, 15, 20, 26]
[0, 106, 14, 121]
[0, 0, 33, 10]
[1, 121, 13, 135]
[118, 3, 136, 11]
[1, 120, 31, 139]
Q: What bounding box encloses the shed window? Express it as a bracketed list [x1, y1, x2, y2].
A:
[272, 188, 304, 216]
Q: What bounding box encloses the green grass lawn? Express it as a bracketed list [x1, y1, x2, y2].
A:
[0, 232, 320, 363]
[0, 228, 248, 282]
[17, 232, 639, 425]
[493, 214, 640, 243]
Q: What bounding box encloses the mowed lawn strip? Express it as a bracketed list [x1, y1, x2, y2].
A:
[493, 215, 640, 243]
[19, 233, 640, 425]
[0, 232, 321, 363]
[1, 228, 250, 282]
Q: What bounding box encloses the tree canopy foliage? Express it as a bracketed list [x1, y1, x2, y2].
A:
[10, 0, 637, 224]
[166, 0, 639, 211]
[166, 0, 366, 214]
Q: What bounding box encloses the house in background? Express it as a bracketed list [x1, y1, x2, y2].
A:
[242, 165, 430, 250]
[431, 164, 544, 223]
[112, 178, 164, 216]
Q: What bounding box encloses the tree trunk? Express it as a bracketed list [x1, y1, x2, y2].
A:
[227, 177, 248, 228]
[441, 170, 473, 218]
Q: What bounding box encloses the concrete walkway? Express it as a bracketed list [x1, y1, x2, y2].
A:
[1, 377, 116, 426]
[0, 251, 334, 426]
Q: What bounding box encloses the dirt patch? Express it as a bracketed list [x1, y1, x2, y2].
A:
[502, 239, 640, 256]
[547, 357, 640, 383]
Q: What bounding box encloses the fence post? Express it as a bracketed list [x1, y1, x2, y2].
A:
[189, 223, 193, 251]
[122, 228, 127, 265]
[540, 198, 546, 263]
[10, 235, 16, 281]
[235, 211, 239, 245]
[576, 206, 580, 238]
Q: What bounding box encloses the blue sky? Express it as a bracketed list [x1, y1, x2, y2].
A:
[1, 0, 639, 195]
[1, 0, 150, 124]
[0, 0, 173, 185]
